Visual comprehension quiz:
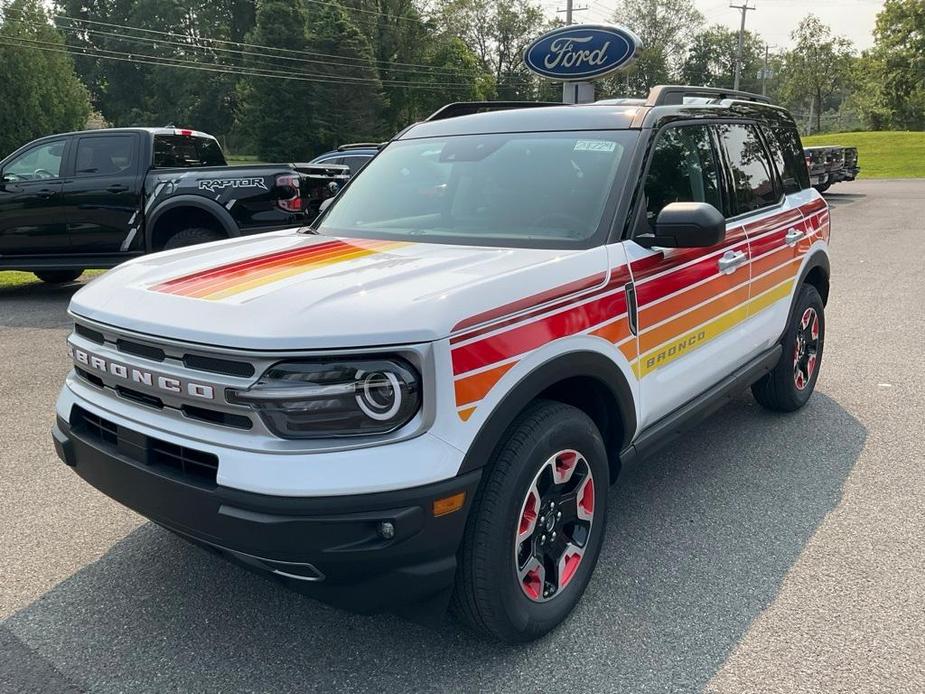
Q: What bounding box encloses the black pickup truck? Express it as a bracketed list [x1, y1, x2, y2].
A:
[0, 128, 348, 283]
[804, 145, 860, 193]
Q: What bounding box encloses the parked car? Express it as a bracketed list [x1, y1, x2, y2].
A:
[0, 128, 349, 283]
[310, 142, 380, 175]
[54, 86, 831, 642]
[804, 145, 860, 193]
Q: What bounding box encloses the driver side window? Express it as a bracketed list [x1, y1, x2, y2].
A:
[644, 126, 721, 227]
[4, 140, 65, 180]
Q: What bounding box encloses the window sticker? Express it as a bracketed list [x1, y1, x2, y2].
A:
[574, 140, 617, 152]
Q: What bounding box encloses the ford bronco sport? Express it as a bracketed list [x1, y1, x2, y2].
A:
[54, 86, 831, 643]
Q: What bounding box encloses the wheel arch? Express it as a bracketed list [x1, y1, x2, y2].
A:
[146, 196, 238, 251]
[779, 250, 830, 344]
[457, 350, 637, 484]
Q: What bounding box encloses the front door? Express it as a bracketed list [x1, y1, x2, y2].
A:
[623, 123, 755, 428]
[0, 139, 70, 255]
[62, 133, 143, 254]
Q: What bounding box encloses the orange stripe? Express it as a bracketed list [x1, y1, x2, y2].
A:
[454, 361, 516, 407]
[751, 257, 800, 297]
[458, 407, 476, 422]
[590, 318, 631, 344]
[751, 244, 801, 278]
[618, 339, 638, 362]
[638, 284, 750, 353]
[639, 272, 747, 327]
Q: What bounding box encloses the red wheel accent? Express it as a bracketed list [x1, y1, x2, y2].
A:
[578, 477, 594, 519]
[559, 551, 582, 589]
[522, 567, 543, 600]
[518, 491, 538, 538]
[554, 450, 579, 484]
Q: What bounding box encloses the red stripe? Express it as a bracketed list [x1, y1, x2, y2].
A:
[800, 198, 827, 216]
[452, 290, 628, 375]
[153, 239, 350, 293]
[451, 272, 608, 334]
[451, 267, 630, 344]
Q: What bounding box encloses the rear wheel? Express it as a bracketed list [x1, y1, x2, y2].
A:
[752, 284, 825, 412]
[162, 227, 223, 251]
[34, 269, 82, 284]
[451, 400, 608, 643]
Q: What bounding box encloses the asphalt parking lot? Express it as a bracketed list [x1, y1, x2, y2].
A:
[1, 179, 923, 693]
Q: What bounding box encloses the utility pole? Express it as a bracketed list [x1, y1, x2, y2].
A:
[557, 0, 591, 104]
[761, 43, 769, 96]
[730, 0, 756, 91]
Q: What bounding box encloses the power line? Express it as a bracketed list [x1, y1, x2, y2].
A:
[0, 35, 481, 91]
[40, 11, 477, 78]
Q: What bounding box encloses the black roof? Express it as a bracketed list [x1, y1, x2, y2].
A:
[399, 85, 795, 140]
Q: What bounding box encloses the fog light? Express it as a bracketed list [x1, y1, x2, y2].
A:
[377, 521, 395, 540]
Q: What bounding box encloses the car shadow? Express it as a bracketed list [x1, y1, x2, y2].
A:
[2, 391, 865, 693]
[0, 276, 89, 330]
[821, 190, 866, 209]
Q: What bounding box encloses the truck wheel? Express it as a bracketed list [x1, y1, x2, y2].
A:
[752, 284, 825, 412]
[162, 227, 223, 251]
[34, 270, 83, 284]
[451, 400, 608, 643]
[815, 182, 832, 193]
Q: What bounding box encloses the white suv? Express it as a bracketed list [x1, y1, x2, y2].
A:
[54, 87, 831, 642]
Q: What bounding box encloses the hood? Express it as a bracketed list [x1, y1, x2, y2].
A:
[70, 229, 607, 350]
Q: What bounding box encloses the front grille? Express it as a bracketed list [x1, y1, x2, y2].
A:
[183, 354, 255, 378]
[75, 324, 105, 344]
[117, 339, 166, 362]
[71, 406, 219, 484]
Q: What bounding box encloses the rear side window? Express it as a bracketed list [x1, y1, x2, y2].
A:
[644, 125, 722, 225]
[153, 135, 226, 168]
[75, 135, 136, 176]
[717, 123, 779, 216]
[340, 155, 371, 174]
[771, 125, 811, 192]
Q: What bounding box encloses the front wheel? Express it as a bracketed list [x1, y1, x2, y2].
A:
[34, 269, 83, 284]
[451, 400, 608, 642]
[162, 227, 223, 251]
[752, 284, 825, 412]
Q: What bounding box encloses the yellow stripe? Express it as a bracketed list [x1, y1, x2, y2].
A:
[635, 278, 794, 378]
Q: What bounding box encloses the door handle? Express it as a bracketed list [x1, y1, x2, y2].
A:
[37, 188, 56, 199]
[785, 228, 806, 246]
[718, 250, 748, 274]
[107, 184, 129, 193]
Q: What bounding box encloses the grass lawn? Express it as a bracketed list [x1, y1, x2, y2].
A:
[802, 131, 925, 179]
[0, 269, 105, 289]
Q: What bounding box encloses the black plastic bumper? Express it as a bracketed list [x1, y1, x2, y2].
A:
[53, 417, 480, 613]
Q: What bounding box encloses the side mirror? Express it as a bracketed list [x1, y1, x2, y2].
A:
[318, 197, 334, 214]
[640, 202, 726, 248]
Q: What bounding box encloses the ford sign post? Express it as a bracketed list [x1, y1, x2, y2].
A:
[523, 24, 642, 104]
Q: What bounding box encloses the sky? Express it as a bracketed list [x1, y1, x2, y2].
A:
[545, 0, 886, 50]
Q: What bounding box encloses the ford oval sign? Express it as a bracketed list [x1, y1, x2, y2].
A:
[523, 24, 642, 82]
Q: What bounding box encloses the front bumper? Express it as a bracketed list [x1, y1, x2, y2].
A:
[53, 416, 481, 612]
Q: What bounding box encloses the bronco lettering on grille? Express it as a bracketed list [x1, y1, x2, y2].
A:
[68, 343, 215, 400]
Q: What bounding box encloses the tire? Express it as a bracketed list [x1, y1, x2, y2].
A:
[752, 284, 825, 412]
[34, 269, 82, 284]
[815, 182, 832, 193]
[162, 227, 223, 251]
[451, 400, 609, 643]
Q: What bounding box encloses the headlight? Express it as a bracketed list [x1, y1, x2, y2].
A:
[227, 358, 420, 439]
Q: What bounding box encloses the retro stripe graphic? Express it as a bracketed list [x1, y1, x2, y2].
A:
[450, 200, 830, 421]
[150, 238, 408, 301]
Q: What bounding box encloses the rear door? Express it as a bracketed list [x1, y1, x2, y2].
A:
[63, 133, 143, 253]
[715, 122, 809, 356]
[624, 123, 754, 427]
[0, 138, 71, 255]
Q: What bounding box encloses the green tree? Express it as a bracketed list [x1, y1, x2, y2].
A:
[860, 0, 925, 130]
[0, 0, 91, 156]
[436, 0, 546, 99]
[680, 25, 765, 94]
[606, 0, 704, 95]
[779, 15, 855, 134]
[309, 0, 385, 152]
[238, 0, 316, 161]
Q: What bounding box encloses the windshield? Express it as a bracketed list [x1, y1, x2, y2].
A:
[316, 131, 635, 248]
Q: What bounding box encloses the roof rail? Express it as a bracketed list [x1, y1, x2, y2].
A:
[646, 85, 772, 107]
[337, 142, 384, 151]
[426, 101, 562, 122]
